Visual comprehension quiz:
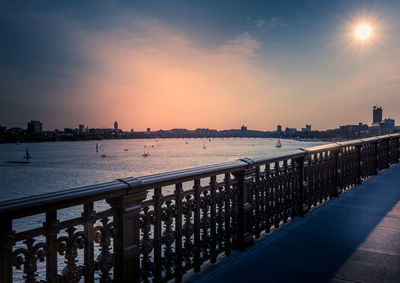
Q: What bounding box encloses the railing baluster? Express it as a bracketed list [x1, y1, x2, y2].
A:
[193, 179, 201, 272]
[265, 164, 271, 232]
[174, 183, 183, 282]
[296, 156, 306, 217]
[108, 186, 148, 283]
[224, 173, 231, 256]
[254, 166, 261, 238]
[282, 160, 288, 223]
[45, 210, 58, 283]
[334, 148, 342, 197]
[83, 203, 95, 283]
[153, 187, 163, 281]
[0, 219, 12, 283]
[210, 176, 217, 264]
[232, 166, 255, 250]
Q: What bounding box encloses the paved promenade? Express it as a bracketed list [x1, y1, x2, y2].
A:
[187, 164, 400, 283]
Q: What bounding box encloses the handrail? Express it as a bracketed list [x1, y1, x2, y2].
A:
[0, 133, 399, 283]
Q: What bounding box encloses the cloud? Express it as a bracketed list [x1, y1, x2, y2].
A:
[46, 16, 287, 130]
[254, 17, 287, 31]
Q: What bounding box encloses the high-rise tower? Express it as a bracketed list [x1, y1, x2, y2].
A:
[373, 106, 382, 124]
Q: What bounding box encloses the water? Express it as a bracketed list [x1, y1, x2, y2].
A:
[1, 138, 326, 281]
[0, 138, 325, 201]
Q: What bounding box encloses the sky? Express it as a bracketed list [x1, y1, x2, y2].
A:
[1, 0, 400, 131]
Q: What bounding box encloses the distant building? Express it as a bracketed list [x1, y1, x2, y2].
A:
[379, 119, 395, 135]
[27, 120, 43, 134]
[241, 125, 247, 135]
[340, 122, 368, 134]
[301, 125, 312, 132]
[373, 106, 382, 124]
[276, 125, 282, 133]
[114, 121, 118, 131]
[7, 127, 25, 134]
[78, 124, 85, 133]
[147, 128, 151, 133]
[285, 127, 297, 134]
[195, 128, 217, 137]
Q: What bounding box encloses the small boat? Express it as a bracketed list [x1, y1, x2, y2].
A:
[16, 140, 19, 145]
[24, 147, 32, 160]
[203, 142, 206, 149]
[143, 146, 150, 157]
[100, 144, 106, 157]
[276, 139, 282, 148]
[186, 140, 188, 144]
[208, 138, 211, 142]
[124, 146, 129, 151]
[96, 143, 99, 153]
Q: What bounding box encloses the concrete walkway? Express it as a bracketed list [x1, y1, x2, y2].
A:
[187, 164, 400, 283]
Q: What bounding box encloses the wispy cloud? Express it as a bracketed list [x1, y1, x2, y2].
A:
[254, 17, 287, 31]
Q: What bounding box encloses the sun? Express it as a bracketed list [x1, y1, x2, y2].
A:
[355, 24, 371, 40]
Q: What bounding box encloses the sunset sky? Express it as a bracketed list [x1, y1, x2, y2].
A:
[1, 0, 400, 131]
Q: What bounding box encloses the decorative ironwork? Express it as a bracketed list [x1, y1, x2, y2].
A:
[57, 227, 86, 283]
[1, 134, 398, 282]
[12, 238, 48, 283]
[94, 218, 118, 282]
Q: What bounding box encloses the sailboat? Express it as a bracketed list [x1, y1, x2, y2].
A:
[100, 144, 106, 157]
[276, 139, 282, 148]
[124, 145, 129, 151]
[96, 143, 99, 153]
[143, 146, 150, 157]
[24, 147, 32, 160]
[203, 142, 206, 149]
[186, 140, 189, 144]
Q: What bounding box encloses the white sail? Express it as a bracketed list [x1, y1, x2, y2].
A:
[276, 139, 282, 148]
[143, 146, 149, 156]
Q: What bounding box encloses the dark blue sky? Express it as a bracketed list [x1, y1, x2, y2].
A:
[1, 0, 399, 130]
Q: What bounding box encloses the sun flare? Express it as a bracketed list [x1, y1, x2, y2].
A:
[355, 24, 371, 40]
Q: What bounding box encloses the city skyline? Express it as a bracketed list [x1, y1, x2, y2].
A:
[1, 1, 400, 131]
[2, 104, 396, 133]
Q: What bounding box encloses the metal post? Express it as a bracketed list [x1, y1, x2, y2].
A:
[333, 148, 342, 196]
[232, 164, 255, 251]
[108, 187, 148, 283]
[296, 156, 307, 216]
[45, 210, 58, 283]
[374, 140, 379, 175]
[356, 144, 362, 184]
[0, 219, 13, 283]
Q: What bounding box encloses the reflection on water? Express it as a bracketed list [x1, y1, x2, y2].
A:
[0, 138, 325, 201]
[1, 138, 326, 282]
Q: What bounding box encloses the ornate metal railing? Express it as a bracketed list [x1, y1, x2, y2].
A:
[0, 134, 399, 282]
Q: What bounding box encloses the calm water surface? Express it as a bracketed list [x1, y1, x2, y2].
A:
[1, 138, 326, 281]
[0, 138, 325, 201]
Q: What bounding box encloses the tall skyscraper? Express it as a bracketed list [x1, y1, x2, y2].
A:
[114, 121, 118, 131]
[373, 106, 382, 124]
